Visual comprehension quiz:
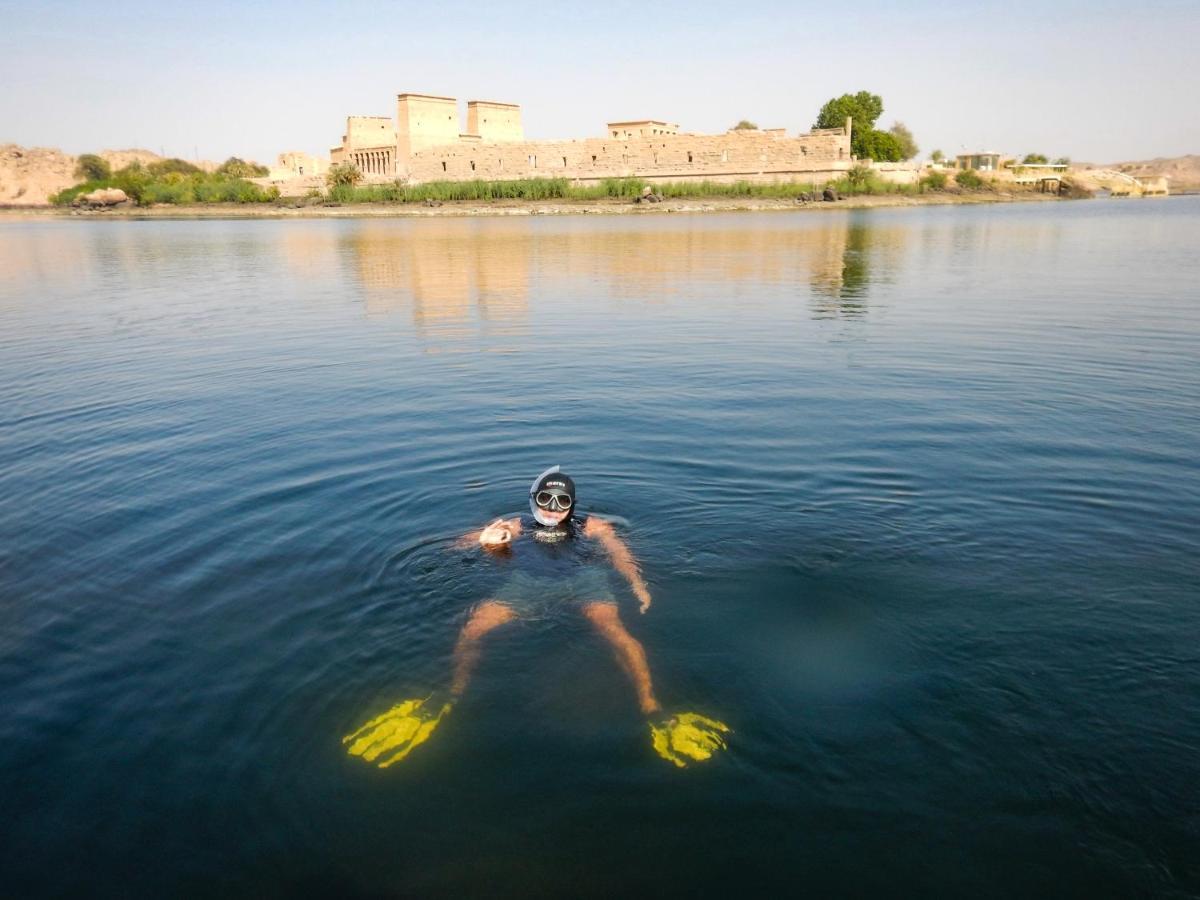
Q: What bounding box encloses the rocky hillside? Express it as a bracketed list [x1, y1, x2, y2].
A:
[0, 145, 78, 205]
[0, 146, 219, 206]
[1107, 155, 1200, 192]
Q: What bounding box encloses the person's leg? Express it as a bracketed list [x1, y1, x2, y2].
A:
[450, 600, 517, 698]
[581, 602, 662, 715]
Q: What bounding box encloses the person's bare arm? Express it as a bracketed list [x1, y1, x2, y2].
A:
[585, 516, 652, 613]
[455, 517, 522, 550]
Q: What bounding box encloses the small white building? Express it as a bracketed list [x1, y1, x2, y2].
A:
[956, 152, 1004, 171]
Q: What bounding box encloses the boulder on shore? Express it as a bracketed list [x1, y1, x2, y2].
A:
[76, 187, 129, 207]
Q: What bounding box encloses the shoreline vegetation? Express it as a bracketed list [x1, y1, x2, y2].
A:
[50, 157, 278, 207]
[17, 168, 1078, 219]
[4, 188, 1068, 219]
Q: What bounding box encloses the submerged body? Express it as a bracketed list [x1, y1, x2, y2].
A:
[344, 467, 728, 768]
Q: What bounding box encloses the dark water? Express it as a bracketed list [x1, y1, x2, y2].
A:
[1, 200, 1198, 898]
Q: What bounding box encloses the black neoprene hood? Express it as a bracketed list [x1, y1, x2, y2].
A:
[529, 465, 576, 525]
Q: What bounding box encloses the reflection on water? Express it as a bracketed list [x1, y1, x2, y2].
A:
[330, 213, 907, 341]
[0, 213, 908, 334]
[347, 222, 530, 335]
[808, 221, 903, 317]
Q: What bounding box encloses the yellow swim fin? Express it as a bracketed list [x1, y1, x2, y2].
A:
[649, 711, 731, 768]
[343, 695, 453, 768]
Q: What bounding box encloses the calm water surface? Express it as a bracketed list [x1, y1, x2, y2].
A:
[1, 200, 1198, 897]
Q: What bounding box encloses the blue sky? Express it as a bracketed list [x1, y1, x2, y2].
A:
[2, 0, 1196, 164]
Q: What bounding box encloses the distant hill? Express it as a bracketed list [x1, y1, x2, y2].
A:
[0, 145, 221, 206]
[1105, 154, 1200, 192]
[1, 145, 76, 205]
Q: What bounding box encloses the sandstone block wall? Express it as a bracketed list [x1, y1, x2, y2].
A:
[330, 116, 397, 174]
[606, 120, 680, 139]
[402, 125, 852, 185]
[272, 151, 328, 180]
[869, 161, 921, 185]
[467, 101, 523, 143]
[397, 94, 461, 160]
[346, 116, 395, 148]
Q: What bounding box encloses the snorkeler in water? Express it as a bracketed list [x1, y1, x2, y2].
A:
[343, 466, 730, 769]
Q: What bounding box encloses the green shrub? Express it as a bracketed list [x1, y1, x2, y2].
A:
[113, 163, 152, 203]
[825, 167, 912, 196]
[147, 158, 202, 177]
[192, 178, 227, 203]
[141, 179, 195, 204]
[50, 161, 277, 206]
[217, 157, 269, 178]
[234, 180, 265, 202]
[326, 162, 362, 188]
[74, 154, 111, 182]
[955, 169, 985, 190]
[311, 174, 947, 206]
[846, 165, 873, 190]
[600, 177, 647, 198]
[921, 170, 947, 191]
[50, 181, 104, 206]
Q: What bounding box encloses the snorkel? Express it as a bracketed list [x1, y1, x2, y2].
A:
[529, 465, 576, 527]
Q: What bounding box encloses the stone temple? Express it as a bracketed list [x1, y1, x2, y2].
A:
[319, 92, 853, 186]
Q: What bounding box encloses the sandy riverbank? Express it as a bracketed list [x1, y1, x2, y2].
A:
[0, 190, 1069, 220]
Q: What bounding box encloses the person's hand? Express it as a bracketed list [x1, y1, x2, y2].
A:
[479, 518, 520, 550]
[635, 584, 652, 614]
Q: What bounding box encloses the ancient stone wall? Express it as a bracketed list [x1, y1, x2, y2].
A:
[606, 120, 680, 139]
[402, 125, 852, 185]
[331, 115, 396, 171]
[467, 101, 523, 143]
[272, 151, 328, 180]
[332, 92, 852, 185]
[346, 116, 395, 148]
[869, 161, 920, 185]
[397, 94, 461, 161]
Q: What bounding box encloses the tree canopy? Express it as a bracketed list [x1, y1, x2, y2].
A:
[888, 122, 919, 160]
[74, 154, 111, 182]
[814, 91, 884, 134]
[857, 130, 904, 163]
[814, 91, 902, 162]
[732, 120, 758, 130]
[1022, 153, 1049, 164]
